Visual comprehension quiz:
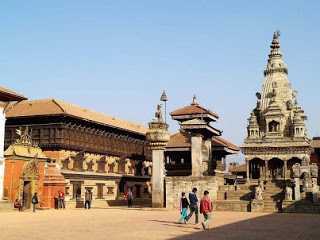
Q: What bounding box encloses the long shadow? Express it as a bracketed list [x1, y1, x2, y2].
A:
[168, 200, 320, 240]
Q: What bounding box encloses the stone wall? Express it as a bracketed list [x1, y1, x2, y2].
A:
[165, 176, 222, 209]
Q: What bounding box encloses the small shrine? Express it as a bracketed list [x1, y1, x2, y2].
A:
[3, 126, 67, 209]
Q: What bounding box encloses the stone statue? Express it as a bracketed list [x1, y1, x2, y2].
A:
[285, 186, 293, 200]
[303, 172, 311, 190]
[302, 156, 310, 166]
[155, 104, 163, 123]
[254, 185, 263, 201]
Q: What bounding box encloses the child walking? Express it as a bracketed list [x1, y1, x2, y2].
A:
[179, 192, 189, 224]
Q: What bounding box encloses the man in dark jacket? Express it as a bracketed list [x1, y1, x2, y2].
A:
[32, 192, 39, 213]
[185, 187, 199, 224]
[85, 189, 93, 209]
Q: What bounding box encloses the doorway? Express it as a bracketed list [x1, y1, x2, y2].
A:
[23, 181, 31, 209]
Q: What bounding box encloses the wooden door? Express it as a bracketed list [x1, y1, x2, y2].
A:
[23, 181, 31, 209]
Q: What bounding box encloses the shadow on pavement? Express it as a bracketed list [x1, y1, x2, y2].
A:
[167, 211, 320, 240]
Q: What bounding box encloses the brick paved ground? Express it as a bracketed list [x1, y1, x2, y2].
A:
[1, 207, 320, 240]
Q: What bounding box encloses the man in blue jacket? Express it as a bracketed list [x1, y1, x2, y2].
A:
[185, 187, 199, 225]
[31, 192, 39, 213]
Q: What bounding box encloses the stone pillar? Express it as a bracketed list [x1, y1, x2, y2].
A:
[265, 160, 268, 180]
[283, 160, 287, 180]
[0, 109, 6, 200]
[312, 178, 318, 203]
[146, 119, 170, 208]
[294, 178, 300, 201]
[205, 140, 212, 175]
[191, 134, 203, 177]
[246, 160, 250, 183]
[151, 150, 165, 208]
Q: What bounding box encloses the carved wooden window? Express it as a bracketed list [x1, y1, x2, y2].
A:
[109, 163, 115, 173]
[86, 160, 94, 171]
[97, 157, 107, 173]
[118, 161, 125, 173]
[107, 187, 114, 195]
[72, 152, 86, 172]
[62, 158, 70, 170]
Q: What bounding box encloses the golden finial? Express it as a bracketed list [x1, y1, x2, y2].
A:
[191, 94, 199, 105]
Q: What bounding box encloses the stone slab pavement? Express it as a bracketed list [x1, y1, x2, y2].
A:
[0, 207, 320, 240]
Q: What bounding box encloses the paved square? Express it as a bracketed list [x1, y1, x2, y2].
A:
[0, 208, 320, 240]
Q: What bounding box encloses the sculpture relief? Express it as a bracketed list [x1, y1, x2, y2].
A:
[254, 185, 263, 201]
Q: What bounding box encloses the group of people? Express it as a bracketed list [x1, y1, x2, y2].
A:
[179, 188, 212, 230]
[54, 191, 66, 210]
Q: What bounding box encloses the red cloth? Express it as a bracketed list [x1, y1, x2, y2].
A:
[59, 192, 65, 199]
[200, 196, 212, 214]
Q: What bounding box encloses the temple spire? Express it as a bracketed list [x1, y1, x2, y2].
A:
[264, 30, 288, 76]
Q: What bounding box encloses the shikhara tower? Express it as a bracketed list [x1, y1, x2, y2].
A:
[241, 31, 313, 181]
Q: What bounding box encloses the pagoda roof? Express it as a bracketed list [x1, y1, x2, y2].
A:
[180, 119, 221, 137]
[5, 98, 148, 136]
[170, 95, 219, 122]
[0, 86, 28, 101]
[165, 131, 239, 154]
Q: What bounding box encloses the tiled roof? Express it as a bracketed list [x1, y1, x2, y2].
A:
[166, 131, 239, 152]
[0, 86, 27, 101]
[170, 105, 219, 119]
[6, 98, 148, 135]
[166, 131, 191, 148]
[311, 138, 320, 149]
[229, 164, 246, 172]
[212, 136, 240, 151]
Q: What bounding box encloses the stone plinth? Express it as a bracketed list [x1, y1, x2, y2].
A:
[165, 176, 221, 209]
[251, 199, 264, 212]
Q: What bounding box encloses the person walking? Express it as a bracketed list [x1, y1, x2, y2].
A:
[58, 190, 66, 209]
[85, 189, 93, 209]
[185, 187, 199, 225]
[200, 190, 212, 230]
[125, 188, 133, 208]
[31, 192, 39, 213]
[179, 192, 189, 224]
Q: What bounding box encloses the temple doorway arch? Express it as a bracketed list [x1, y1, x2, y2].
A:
[250, 158, 265, 179]
[268, 158, 284, 179]
[20, 159, 39, 209]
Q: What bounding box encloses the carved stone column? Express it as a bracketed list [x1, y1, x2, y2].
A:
[294, 178, 300, 201]
[283, 160, 287, 180]
[265, 160, 268, 180]
[146, 121, 170, 208]
[246, 160, 250, 183]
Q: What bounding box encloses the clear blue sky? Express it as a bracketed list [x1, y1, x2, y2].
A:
[1, 1, 320, 164]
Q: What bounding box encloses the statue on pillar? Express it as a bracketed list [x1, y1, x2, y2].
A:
[155, 104, 163, 123]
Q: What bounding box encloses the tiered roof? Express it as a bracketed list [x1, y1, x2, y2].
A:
[6, 98, 148, 135]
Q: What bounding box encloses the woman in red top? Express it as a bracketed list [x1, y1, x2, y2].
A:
[14, 199, 23, 212]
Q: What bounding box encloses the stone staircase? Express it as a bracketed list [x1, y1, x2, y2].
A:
[263, 180, 286, 213]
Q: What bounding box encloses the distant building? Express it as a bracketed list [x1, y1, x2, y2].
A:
[4, 98, 152, 206]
